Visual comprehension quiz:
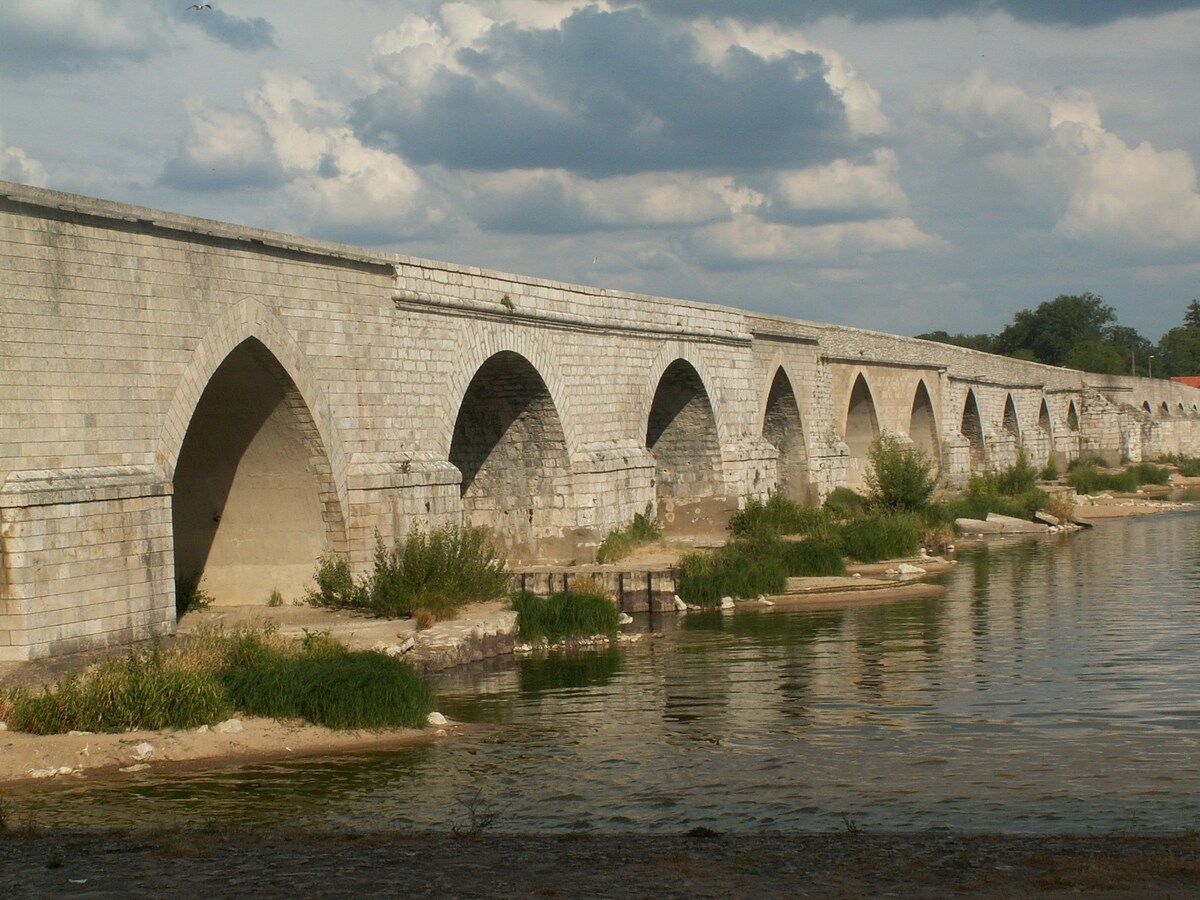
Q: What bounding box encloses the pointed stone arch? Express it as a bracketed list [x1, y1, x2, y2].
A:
[844, 373, 880, 490]
[908, 379, 940, 464]
[961, 389, 986, 471]
[1038, 400, 1053, 439]
[1067, 400, 1080, 432]
[1160, 401, 1172, 418]
[159, 298, 348, 520]
[172, 337, 346, 610]
[1002, 393, 1021, 444]
[761, 367, 811, 503]
[647, 359, 725, 536]
[449, 351, 573, 561]
[441, 326, 576, 460]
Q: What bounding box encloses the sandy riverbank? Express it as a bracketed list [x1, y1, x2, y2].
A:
[0, 714, 454, 788]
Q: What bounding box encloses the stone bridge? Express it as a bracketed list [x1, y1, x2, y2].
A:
[4, 181, 1200, 660]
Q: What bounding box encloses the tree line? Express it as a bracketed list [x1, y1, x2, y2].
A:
[917, 294, 1200, 379]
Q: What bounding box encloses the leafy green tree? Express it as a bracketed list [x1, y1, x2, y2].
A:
[1156, 326, 1200, 378]
[1185, 299, 1200, 330]
[993, 293, 1115, 366]
[915, 330, 996, 353]
[1104, 325, 1152, 375]
[1065, 339, 1125, 375]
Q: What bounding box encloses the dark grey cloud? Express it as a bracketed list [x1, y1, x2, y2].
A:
[352, 6, 858, 178]
[159, 153, 287, 193]
[0, 4, 164, 77]
[470, 180, 598, 235]
[622, 1, 1200, 27]
[175, 7, 277, 52]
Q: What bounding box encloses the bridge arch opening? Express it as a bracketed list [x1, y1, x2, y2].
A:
[1067, 401, 1080, 431]
[1002, 394, 1021, 444]
[845, 374, 880, 490]
[960, 390, 986, 471]
[1142, 401, 1153, 415]
[1038, 400, 1053, 439]
[762, 368, 811, 503]
[449, 351, 572, 561]
[908, 380, 940, 464]
[1160, 401, 1171, 418]
[647, 359, 724, 536]
[172, 338, 343, 611]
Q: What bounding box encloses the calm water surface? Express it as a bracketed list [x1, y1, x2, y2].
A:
[15, 513, 1200, 833]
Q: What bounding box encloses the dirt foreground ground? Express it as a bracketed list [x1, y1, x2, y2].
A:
[2, 828, 1198, 898]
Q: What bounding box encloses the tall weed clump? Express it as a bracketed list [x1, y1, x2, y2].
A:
[1065, 461, 1168, 494]
[512, 587, 621, 643]
[676, 544, 787, 606]
[220, 632, 434, 730]
[833, 513, 923, 563]
[1160, 453, 1200, 477]
[755, 537, 847, 577]
[6, 644, 231, 735]
[596, 504, 662, 563]
[306, 526, 508, 620]
[730, 493, 829, 539]
[865, 433, 939, 512]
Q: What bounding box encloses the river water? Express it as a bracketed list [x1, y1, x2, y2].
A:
[14, 513, 1200, 834]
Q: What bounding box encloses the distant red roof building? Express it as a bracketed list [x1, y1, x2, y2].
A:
[1170, 376, 1200, 388]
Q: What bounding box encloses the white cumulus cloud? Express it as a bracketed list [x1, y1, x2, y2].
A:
[927, 71, 1200, 253]
[0, 129, 48, 185]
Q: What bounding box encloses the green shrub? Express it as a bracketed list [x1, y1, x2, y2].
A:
[7, 645, 231, 735]
[730, 493, 826, 538]
[676, 545, 787, 607]
[175, 571, 214, 617]
[220, 640, 435, 730]
[1068, 454, 1110, 473]
[1040, 455, 1060, 481]
[1067, 463, 1137, 495]
[994, 451, 1039, 496]
[1129, 463, 1171, 486]
[865, 432, 939, 512]
[305, 552, 367, 609]
[759, 537, 847, 577]
[512, 589, 621, 643]
[823, 487, 867, 518]
[306, 526, 508, 620]
[1161, 454, 1200, 477]
[834, 513, 922, 562]
[596, 504, 662, 563]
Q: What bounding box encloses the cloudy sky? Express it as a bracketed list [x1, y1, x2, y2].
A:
[2, 1, 1199, 340]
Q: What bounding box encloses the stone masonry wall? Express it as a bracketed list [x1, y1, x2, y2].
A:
[4, 181, 1200, 659]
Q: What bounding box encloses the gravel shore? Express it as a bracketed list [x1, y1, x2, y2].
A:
[2, 829, 1198, 898]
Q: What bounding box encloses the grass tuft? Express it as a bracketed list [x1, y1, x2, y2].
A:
[4, 628, 436, 735]
[730, 494, 828, 540]
[596, 504, 662, 563]
[512, 587, 621, 643]
[306, 526, 508, 621]
[6, 642, 231, 735]
[220, 637, 435, 730]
